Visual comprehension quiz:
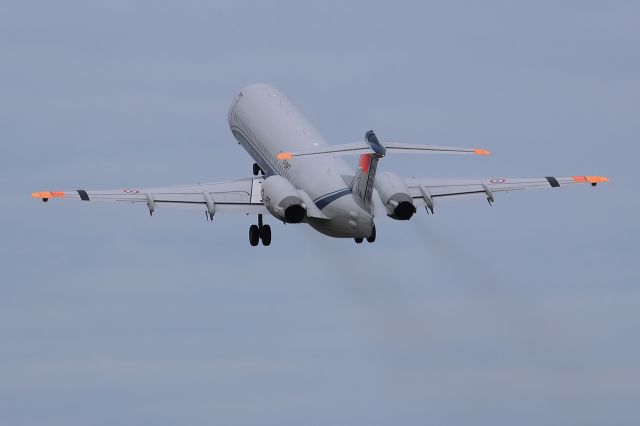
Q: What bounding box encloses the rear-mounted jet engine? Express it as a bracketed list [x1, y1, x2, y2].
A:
[375, 171, 416, 220]
[261, 175, 307, 223]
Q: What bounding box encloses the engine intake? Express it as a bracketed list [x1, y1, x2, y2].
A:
[261, 176, 307, 223]
[375, 171, 416, 220]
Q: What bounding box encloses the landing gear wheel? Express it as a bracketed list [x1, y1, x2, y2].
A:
[249, 224, 260, 246]
[260, 224, 271, 246]
[354, 237, 363, 244]
[249, 214, 271, 247]
[366, 225, 376, 243]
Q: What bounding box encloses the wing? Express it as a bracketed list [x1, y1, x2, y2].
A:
[32, 178, 267, 216]
[404, 175, 609, 213]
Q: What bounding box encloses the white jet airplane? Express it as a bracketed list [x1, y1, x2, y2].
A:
[33, 84, 609, 246]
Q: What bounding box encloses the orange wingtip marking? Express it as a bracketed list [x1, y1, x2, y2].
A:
[474, 149, 491, 155]
[586, 176, 609, 183]
[32, 191, 51, 198]
[573, 176, 609, 183]
[276, 152, 293, 161]
[32, 191, 64, 199]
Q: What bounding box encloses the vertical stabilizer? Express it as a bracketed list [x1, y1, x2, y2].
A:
[350, 130, 385, 213]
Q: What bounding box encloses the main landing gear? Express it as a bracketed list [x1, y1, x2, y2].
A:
[354, 225, 376, 244]
[249, 214, 271, 246]
[252, 163, 264, 176]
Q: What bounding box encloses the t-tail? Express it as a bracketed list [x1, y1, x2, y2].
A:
[350, 130, 385, 213]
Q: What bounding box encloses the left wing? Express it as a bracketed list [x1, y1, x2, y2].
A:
[32, 178, 267, 217]
[404, 175, 609, 213]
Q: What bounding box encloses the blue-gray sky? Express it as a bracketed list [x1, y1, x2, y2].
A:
[1, 1, 638, 425]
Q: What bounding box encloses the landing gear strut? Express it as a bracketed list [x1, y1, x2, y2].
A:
[249, 214, 271, 246]
[354, 225, 376, 244]
[252, 163, 264, 176]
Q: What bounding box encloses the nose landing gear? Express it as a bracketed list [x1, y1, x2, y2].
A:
[249, 214, 271, 246]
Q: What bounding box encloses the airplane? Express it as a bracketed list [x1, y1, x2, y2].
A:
[32, 83, 609, 246]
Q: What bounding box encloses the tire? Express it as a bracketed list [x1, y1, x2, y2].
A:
[366, 225, 376, 243]
[249, 225, 260, 246]
[260, 224, 271, 246]
[354, 237, 363, 244]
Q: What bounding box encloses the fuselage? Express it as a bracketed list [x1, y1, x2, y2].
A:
[227, 84, 374, 238]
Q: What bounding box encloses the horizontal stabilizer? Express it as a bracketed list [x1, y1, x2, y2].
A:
[385, 142, 490, 155]
[276, 141, 490, 160]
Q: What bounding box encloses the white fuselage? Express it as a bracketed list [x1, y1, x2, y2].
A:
[227, 84, 374, 238]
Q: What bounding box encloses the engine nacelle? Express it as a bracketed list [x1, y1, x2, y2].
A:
[375, 171, 416, 220]
[261, 176, 307, 223]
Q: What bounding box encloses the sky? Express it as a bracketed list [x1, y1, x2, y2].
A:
[1, 1, 639, 425]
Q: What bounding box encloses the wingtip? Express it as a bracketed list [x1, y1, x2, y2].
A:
[572, 176, 610, 183]
[32, 191, 64, 199]
[474, 149, 491, 155]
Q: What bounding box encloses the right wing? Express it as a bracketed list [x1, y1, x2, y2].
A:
[32, 178, 267, 216]
[404, 175, 609, 213]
